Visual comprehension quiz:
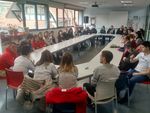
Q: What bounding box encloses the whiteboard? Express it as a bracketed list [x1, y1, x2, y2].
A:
[84, 9, 128, 29]
[108, 11, 128, 28]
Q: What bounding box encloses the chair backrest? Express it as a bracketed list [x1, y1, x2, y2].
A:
[142, 81, 150, 84]
[5, 69, 24, 89]
[52, 103, 76, 113]
[95, 80, 116, 101]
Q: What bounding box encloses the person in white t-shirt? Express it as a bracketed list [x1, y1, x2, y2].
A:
[128, 41, 150, 95]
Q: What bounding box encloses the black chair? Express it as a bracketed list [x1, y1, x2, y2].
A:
[52, 103, 76, 113]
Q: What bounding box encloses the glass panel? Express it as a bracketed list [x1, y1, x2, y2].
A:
[58, 8, 63, 27]
[37, 5, 47, 29]
[64, 9, 74, 26]
[79, 11, 83, 26]
[49, 7, 57, 28]
[24, 4, 36, 29]
[0, 1, 23, 29]
[75, 11, 79, 26]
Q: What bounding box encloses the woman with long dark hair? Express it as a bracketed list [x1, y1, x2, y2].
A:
[34, 50, 57, 80]
[32, 50, 58, 100]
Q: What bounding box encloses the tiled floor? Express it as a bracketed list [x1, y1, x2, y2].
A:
[0, 41, 150, 113]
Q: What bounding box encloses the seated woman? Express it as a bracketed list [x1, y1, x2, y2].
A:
[16, 50, 57, 104]
[32, 50, 58, 100]
[58, 52, 78, 89]
[68, 28, 74, 39]
[57, 30, 64, 42]
[119, 44, 139, 71]
[43, 31, 51, 46]
[49, 31, 56, 44]
[37, 32, 46, 48]
[31, 35, 39, 50]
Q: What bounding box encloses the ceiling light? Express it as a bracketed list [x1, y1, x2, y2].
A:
[121, 0, 133, 4]
[123, 3, 133, 6]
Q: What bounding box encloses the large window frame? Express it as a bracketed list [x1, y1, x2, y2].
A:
[57, 8, 64, 27]
[22, 2, 83, 30]
[49, 7, 57, 28]
[64, 8, 75, 27]
[23, 3, 48, 30]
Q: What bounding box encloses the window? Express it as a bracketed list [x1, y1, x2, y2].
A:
[75, 11, 79, 26]
[64, 9, 74, 26]
[24, 4, 36, 29]
[37, 5, 47, 29]
[49, 7, 57, 28]
[58, 8, 63, 27]
[79, 11, 83, 26]
[0, 1, 23, 28]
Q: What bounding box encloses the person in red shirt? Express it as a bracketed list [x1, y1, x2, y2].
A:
[0, 42, 17, 78]
[37, 32, 46, 48]
[31, 35, 39, 50]
[32, 33, 46, 49]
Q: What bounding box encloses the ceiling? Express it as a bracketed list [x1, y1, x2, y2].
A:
[53, 0, 150, 9]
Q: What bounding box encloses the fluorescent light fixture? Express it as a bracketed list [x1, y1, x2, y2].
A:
[121, 0, 133, 4]
[79, 2, 88, 4]
[123, 3, 133, 6]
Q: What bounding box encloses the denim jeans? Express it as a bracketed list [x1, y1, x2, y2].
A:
[128, 69, 149, 95]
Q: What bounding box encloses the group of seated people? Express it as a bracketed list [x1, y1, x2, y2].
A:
[20, 27, 74, 50]
[0, 26, 150, 112]
[100, 25, 145, 37]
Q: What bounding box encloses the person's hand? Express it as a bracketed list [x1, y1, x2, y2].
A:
[123, 57, 126, 61]
[133, 73, 139, 76]
[130, 55, 134, 60]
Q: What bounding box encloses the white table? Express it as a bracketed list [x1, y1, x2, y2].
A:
[30, 34, 115, 63]
[30, 34, 123, 81]
[77, 35, 123, 81]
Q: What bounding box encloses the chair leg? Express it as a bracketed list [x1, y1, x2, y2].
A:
[115, 98, 118, 110]
[112, 101, 114, 112]
[5, 87, 8, 110]
[95, 103, 97, 113]
[147, 84, 149, 92]
[127, 88, 130, 106]
[13, 89, 16, 99]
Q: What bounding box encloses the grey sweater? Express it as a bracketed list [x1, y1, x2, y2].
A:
[13, 56, 35, 75]
[91, 64, 120, 86]
[34, 63, 58, 80]
[58, 72, 77, 89]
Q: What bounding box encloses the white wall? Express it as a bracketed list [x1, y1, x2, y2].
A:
[128, 8, 147, 31]
[84, 8, 128, 30]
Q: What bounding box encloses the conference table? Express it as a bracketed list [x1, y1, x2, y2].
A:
[77, 35, 123, 82]
[30, 34, 123, 82]
[30, 33, 115, 63]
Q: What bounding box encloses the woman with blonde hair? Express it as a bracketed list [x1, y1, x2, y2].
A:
[58, 52, 78, 89]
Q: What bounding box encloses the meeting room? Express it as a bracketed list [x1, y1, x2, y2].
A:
[0, 0, 150, 113]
